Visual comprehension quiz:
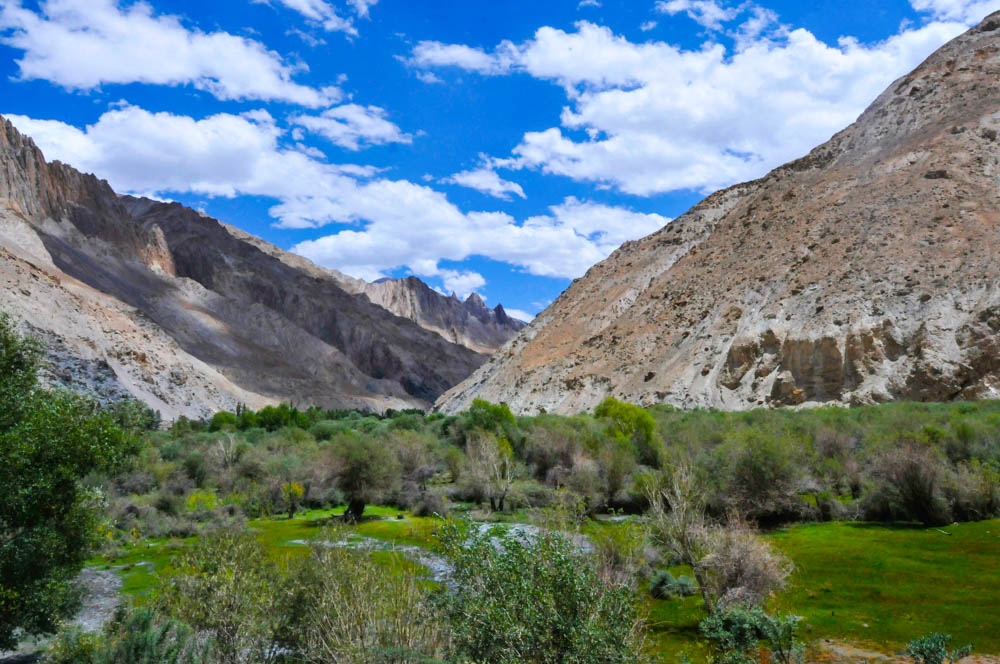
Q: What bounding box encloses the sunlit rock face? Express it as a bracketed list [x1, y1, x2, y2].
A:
[438, 13, 1000, 415]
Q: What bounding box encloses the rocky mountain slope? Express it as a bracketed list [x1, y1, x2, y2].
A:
[437, 12, 1000, 415]
[0, 117, 511, 418]
[219, 224, 524, 353]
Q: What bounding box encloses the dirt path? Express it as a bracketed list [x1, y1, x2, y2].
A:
[812, 640, 1000, 664]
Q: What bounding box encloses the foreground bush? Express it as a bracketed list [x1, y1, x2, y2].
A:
[906, 633, 973, 664]
[284, 531, 450, 663]
[49, 607, 211, 664]
[436, 521, 645, 664]
[700, 607, 804, 664]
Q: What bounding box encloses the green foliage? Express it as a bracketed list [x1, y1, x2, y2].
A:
[156, 529, 284, 664]
[0, 313, 133, 650]
[596, 397, 661, 468]
[209, 411, 238, 432]
[650, 570, 697, 600]
[52, 607, 212, 664]
[435, 521, 644, 664]
[700, 607, 804, 664]
[906, 633, 973, 664]
[335, 434, 400, 520]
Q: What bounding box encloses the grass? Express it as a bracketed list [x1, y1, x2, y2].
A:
[645, 519, 1000, 659]
[92, 511, 1000, 659]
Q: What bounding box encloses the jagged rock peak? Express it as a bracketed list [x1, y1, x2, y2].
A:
[437, 12, 1000, 415]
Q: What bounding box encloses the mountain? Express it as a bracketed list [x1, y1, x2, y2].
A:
[217, 225, 524, 354]
[0, 116, 515, 419]
[437, 13, 1000, 415]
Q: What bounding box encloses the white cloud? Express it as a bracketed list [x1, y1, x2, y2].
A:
[348, 0, 379, 18]
[411, 16, 970, 196]
[292, 104, 412, 151]
[410, 40, 518, 75]
[578, 0, 601, 7]
[438, 269, 486, 299]
[640, 20, 658, 31]
[6, 107, 666, 285]
[444, 168, 525, 200]
[416, 71, 444, 84]
[505, 308, 535, 322]
[0, 0, 339, 106]
[655, 0, 740, 30]
[292, 195, 669, 282]
[257, 0, 374, 34]
[910, 0, 1000, 22]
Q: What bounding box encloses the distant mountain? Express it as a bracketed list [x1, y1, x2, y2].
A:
[0, 116, 519, 418]
[221, 224, 524, 354]
[438, 13, 1000, 415]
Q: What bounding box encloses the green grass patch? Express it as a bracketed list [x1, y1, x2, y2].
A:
[645, 519, 1000, 659]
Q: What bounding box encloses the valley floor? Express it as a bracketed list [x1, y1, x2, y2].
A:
[77, 510, 1000, 663]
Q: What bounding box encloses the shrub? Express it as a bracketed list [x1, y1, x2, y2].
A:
[156, 529, 284, 664]
[700, 607, 804, 664]
[282, 531, 450, 663]
[864, 444, 952, 525]
[435, 521, 644, 664]
[906, 633, 973, 664]
[649, 570, 697, 599]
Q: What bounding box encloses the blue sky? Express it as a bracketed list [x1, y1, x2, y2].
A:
[1, 0, 996, 321]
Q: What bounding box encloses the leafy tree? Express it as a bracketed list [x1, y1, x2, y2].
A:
[335, 435, 399, 521]
[281, 481, 305, 519]
[596, 397, 661, 468]
[435, 522, 644, 664]
[0, 313, 133, 650]
[209, 410, 238, 432]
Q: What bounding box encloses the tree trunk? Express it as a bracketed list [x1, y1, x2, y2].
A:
[346, 499, 365, 522]
[489, 496, 497, 512]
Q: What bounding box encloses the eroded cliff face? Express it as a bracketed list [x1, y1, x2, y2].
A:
[0, 116, 491, 418]
[358, 279, 525, 354]
[437, 13, 1000, 415]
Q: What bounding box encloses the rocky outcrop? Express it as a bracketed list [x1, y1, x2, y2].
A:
[437, 12, 1000, 415]
[0, 117, 496, 418]
[356, 278, 525, 354]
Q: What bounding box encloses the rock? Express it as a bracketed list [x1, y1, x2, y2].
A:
[436, 11, 1000, 415]
[0, 118, 519, 419]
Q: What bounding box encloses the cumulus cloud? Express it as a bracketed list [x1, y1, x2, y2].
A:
[409, 41, 518, 75]
[578, 0, 601, 7]
[0, 0, 339, 106]
[655, 0, 740, 30]
[348, 0, 379, 18]
[910, 0, 1000, 22]
[292, 104, 412, 150]
[443, 168, 525, 200]
[410, 15, 970, 196]
[6, 108, 666, 285]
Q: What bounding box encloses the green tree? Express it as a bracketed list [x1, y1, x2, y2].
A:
[0, 313, 132, 650]
[906, 633, 973, 664]
[435, 522, 644, 664]
[595, 397, 661, 468]
[335, 435, 399, 521]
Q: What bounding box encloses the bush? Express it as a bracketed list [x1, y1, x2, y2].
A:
[283, 531, 450, 663]
[700, 607, 804, 664]
[435, 521, 644, 664]
[649, 570, 697, 599]
[864, 444, 952, 525]
[906, 633, 973, 664]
